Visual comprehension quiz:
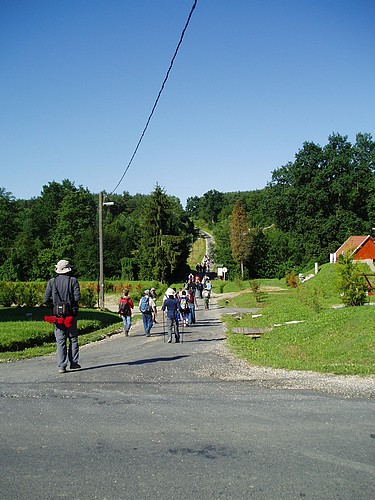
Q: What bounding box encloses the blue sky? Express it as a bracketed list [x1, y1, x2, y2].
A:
[1, 0, 374, 206]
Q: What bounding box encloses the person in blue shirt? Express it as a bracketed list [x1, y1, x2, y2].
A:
[162, 289, 182, 343]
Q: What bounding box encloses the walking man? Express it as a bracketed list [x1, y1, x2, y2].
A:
[44, 259, 81, 373]
[162, 289, 182, 343]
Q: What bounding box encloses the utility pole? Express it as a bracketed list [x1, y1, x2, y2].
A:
[98, 192, 114, 310]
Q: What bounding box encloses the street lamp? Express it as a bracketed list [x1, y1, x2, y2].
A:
[98, 192, 114, 310]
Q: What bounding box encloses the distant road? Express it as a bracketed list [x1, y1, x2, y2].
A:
[199, 229, 214, 257]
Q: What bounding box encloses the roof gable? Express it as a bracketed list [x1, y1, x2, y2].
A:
[335, 235, 371, 257]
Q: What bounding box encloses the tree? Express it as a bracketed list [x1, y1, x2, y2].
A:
[185, 196, 201, 218]
[50, 187, 96, 273]
[137, 185, 193, 282]
[200, 189, 224, 224]
[212, 218, 238, 279]
[0, 188, 17, 264]
[230, 201, 252, 280]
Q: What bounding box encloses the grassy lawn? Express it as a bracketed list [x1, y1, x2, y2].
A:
[187, 234, 206, 269]
[219, 264, 375, 375]
[1, 265, 374, 376]
[0, 306, 124, 361]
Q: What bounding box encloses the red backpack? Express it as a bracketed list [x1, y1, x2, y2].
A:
[119, 297, 131, 316]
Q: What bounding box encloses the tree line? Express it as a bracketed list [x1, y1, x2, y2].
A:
[186, 133, 375, 279]
[1, 132, 374, 283]
[0, 182, 194, 283]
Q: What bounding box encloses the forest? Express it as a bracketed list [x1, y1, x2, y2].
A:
[0, 132, 374, 282]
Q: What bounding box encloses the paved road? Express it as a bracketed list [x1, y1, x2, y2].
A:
[1, 298, 374, 499]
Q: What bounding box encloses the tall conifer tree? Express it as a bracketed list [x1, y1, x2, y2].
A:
[230, 201, 251, 279]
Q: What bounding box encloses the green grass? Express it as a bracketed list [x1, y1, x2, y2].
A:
[187, 236, 206, 269]
[2, 266, 374, 374]
[221, 264, 375, 375]
[0, 306, 124, 361]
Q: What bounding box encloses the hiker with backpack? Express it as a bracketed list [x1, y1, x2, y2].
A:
[139, 289, 156, 337]
[203, 278, 212, 310]
[179, 289, 189, 326]
[162, 289, 183, 343]
[187, 288, 198, 325]
[44, 259, 81, 373]
[150, 287, 158, 324]
[118, 289, 134, 336]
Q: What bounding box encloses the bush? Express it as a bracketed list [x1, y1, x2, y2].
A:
[80, 288, 97, 308]
[250, 280, 263, 303]
[0, 282, 14, 306]
[286, 271, 298, 288]
[11, 282, 45, 307]
[337, 255, 368, 306]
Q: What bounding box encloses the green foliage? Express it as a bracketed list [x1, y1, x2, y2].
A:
[297, 284, 323, 313]
[1, 132, 374, 282]
[223, 264, 375, 374]
[0, 182, 196, 282]
[80, 287, 97, 308]
[0, 282, 46, 307]
[187, 232, 206, 269]
[137, 185, 193, 282]
[0, 307, 121, 354]
[212, 218, 238, 280]
[120, 257, 138, 281]
[0, 282, 14, 306]
[285, 271, 298, 288]
[0, 321, 55, 351]
[230, 201, 252, 279]
[249, 280, 263, 303]
[337, 255, 368, 306]
[226, 306, 374, 374]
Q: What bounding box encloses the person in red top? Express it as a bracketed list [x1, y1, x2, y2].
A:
[118, 290, 134, 336]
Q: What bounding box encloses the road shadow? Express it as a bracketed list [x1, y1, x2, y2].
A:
[182, 337, 227, 343]
[76, 355, 189, 372]
[194, 320, 223, 327]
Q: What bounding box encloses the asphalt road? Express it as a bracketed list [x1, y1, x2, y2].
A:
[1, 298, 374, 499]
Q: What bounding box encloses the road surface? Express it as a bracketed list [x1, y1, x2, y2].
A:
[1, 296, 374, 499]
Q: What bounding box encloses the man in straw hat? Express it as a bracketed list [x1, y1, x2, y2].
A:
[44, 259, 81, 373]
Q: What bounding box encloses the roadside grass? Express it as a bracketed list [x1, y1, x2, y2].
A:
[221, 263, 375, 375]
[187, 236, 206, 269]
[0, 307, 123, 361]
[213, 277, 287, 297]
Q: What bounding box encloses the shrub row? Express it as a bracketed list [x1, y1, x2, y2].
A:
[0, 280, 161, 308]
[0, 281, 97, 308]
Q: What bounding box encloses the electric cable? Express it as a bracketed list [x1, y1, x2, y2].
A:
[109, 0, 198, 195]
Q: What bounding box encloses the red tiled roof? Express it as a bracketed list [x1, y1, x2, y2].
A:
[335, 235, 371, 257]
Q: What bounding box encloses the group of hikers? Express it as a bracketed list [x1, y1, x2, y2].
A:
[44, 259, 213, 373]
[196, 254, 213, 274]
[118, 274, 213, 343]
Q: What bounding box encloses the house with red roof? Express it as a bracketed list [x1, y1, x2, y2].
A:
[332, 235, 375, 270]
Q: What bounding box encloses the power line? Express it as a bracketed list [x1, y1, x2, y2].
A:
[109, 0, 198, 195]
